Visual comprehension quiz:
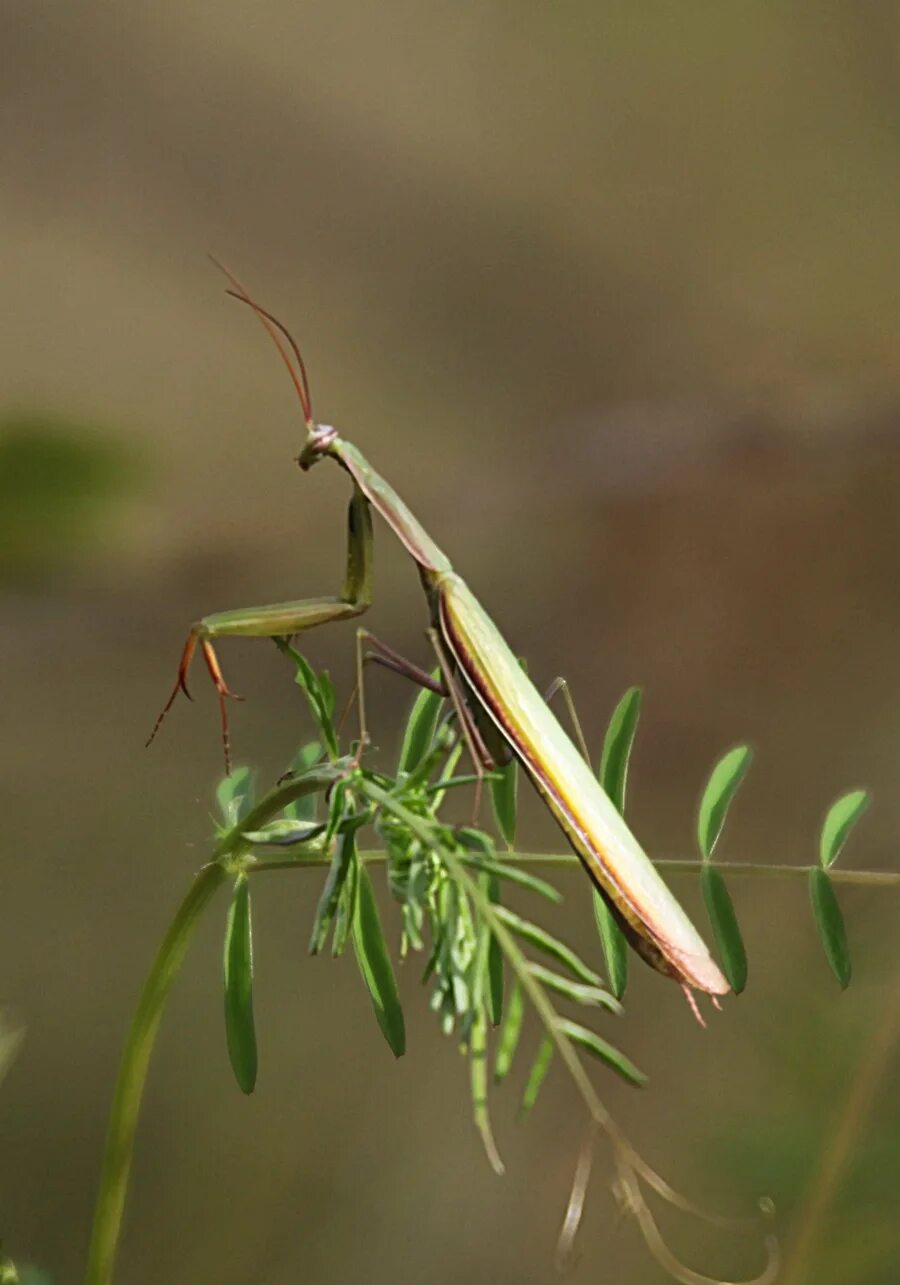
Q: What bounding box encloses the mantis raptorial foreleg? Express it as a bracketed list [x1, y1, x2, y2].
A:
[147, 486, 374, 771]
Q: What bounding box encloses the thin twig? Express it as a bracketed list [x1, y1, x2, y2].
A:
[245, 849, 900, 887]
[779, 960, 900, 1284]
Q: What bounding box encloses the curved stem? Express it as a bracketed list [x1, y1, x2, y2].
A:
[779, 958, 900, 1284]
[83, 862, 226, 1285]
[85, 755, 893, 1285]
[84, 763, 344, 1285]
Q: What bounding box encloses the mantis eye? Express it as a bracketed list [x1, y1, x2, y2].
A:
[312, 424, 339, 452]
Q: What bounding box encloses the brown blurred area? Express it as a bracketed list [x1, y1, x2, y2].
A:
[3, 4, 900, 1282]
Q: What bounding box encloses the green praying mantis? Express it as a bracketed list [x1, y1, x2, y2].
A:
[148, 264, 728, 1011]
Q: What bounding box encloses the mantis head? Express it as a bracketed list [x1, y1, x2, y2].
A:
[297, 424, 339, 471]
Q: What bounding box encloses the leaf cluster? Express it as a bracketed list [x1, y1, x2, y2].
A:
[119, 641, 873, 1285]
[216, 656, 642, 1165]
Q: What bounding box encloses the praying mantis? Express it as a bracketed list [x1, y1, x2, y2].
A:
[148, 265, 728, 1006]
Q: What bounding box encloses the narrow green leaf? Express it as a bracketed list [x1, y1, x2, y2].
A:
[527, 962, 621, 1013]
[425, 772, 501, 795]
[318, 669, 336, 722]
[242, 818, 326, 846]
[697, 744, 753, 860]
[493, 906, 601, 986]
[519, 1034, 554, 1117]
[284, 741, 323, 822]
[470, 1007, 505, 1174]
[486, 874, 504, 1026]
[599, 687, 642, 813]
[809, 867, 852, 988]
[592, 891, 628, 1001]
[472, 870, 504, 1027]
[332, 839, 359, 957]
[321, 782, 348, 858]
[275, 639, 338, 755]
[216, 766, 255, 828]
[556, 1018, 646, 1087]
[490, 756, 518, 850]
[488, 658, 527, 845]
[428, 740, 464, 811]
[456, 827, 493, 853]
[494, 980, 524, 1083]
[700, 866, 748, 994]
[352, 865, 406, 1056]
[458, 853, 562, 904]
[309, 823, 355, 955]
[397, 672, 444, 774]
[223, 875, 257, 1094]
[401, 855, 428, 953]
[820, 789, 870, 869]
[592, 690, 640, 997]
[285, 642, 319, 698]
[420, 917, 443, 983]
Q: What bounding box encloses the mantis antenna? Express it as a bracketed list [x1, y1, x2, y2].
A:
[208, 255, 314, 429]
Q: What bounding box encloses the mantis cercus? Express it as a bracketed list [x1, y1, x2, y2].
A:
[148, 265, 728, 1007]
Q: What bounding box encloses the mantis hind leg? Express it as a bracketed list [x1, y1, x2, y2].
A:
[544, 676, 592, 765]
[426, 628, 500, 822]
[147, 487, 374, 773]
[351, 629, 446, 753]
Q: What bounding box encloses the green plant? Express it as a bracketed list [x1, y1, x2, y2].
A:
[63, 641, 893, 1285]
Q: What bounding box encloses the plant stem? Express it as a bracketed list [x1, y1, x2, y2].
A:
[248, 849, 900, 887]
[355, 780, 778, 1285]
[86, 750, 890, 1285]
[83, 861, 226, 1285]
[84, 763, 344, 1285]
[779, 959, 900, 1284]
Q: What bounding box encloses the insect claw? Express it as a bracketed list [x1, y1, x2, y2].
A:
[680, 983, 707, 1028]
[146, 630, 202, 748]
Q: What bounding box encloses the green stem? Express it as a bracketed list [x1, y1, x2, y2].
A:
[86, 749, 885, 1285]
[84, 763, 344, 1285]
[249, 849, 900, 887]
[83, 862, 226, 1285]
[658, 860, 899, 885]
[779, 958, 900, 1284]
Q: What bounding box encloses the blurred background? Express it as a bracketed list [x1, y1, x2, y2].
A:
[3, 3, 900, 1282]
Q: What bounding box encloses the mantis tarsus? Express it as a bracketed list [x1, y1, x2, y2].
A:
[148, 265, 728, 1006]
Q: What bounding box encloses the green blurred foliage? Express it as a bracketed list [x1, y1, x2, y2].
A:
[0, 414, 138, 584]
[0, 1015, 23, 1091]
[708, 985, 900, 1285]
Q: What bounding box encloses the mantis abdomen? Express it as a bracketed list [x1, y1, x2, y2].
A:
[436, 571, 729, 997]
